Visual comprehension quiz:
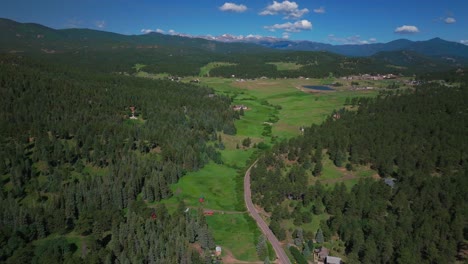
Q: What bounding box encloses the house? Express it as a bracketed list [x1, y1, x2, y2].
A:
[326, 256, 342, 264]
[332, 113, 341, 120]
[215, 246, 222, 256]
[204, 211, 214, 216]
[384, 178, 396, 188]
[232, 105, 248, 111]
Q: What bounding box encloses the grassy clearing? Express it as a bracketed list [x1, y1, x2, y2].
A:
[206, 213, 259, 261]
[133, 63, 146, 72]
[267, 62, 303, 71]
[162, 162, 240, 211]
[135, 71, 169, 79]
[199, 62, 236, 77]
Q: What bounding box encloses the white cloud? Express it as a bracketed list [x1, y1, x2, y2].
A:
[264, 20, 312, 32]
[444, 17, 456, 24]
[141, 28, 164, 34]
[282, 32, 290, 39]
[328, 34, 376, 45]
[313, 7, 325, 14]
[168, 29, 176, 35]
[461, 40, 468, 45]
[260, 1, 309, 19]
[219, 2, 247, 12]
[394, 25, 419, 34]
[95, 20, 106, 29]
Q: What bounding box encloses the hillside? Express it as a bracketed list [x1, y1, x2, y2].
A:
[0, 18, 271, 54]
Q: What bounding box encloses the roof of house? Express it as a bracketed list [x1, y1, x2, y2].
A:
[384, 178, 396, 188]
[318, 247, 329, 259]
[326, 256, 342, 264]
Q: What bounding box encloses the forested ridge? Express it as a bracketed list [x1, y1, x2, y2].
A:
[250, 83, 468, 263]
[1, 17, 462, 78]
[0, 54, 235, 263]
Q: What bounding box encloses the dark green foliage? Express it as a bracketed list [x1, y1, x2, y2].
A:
[289, 246, 307, 264]
[242, 137, 252, 148]
[256, 235, 268, 260]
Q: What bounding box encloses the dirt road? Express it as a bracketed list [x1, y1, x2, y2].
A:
[244, 161, 291, 264]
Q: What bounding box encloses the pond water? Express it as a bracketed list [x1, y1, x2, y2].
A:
[302, 85, 334, 91]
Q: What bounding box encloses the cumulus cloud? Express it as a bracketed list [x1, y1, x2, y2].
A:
[461, 40, 468, 45]
[313, 7, 325, 14]
[264, 20, 312, 32]
[282, 32, 290, 39]
[394, 25, 419, 34]
[219, 2, 247, 12]
[141, 28, 164, 34]
[444, 17, 456, 24]
[95, 20, 106, 29]
[260, 1, 309, 19]
[328, 34, 377, 45]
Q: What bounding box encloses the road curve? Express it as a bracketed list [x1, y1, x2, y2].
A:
[244, 161, 291, 264]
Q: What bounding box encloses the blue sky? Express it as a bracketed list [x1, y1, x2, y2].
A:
[2, 0, 468, 44]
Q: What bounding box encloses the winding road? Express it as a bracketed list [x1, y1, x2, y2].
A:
[244, 161, 291, 264]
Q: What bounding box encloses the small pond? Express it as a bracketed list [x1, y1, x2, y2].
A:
[302, 85, 334, 91]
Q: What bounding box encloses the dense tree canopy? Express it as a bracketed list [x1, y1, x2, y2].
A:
[0, 54, 234, 262]
[251, 83, 468, 263]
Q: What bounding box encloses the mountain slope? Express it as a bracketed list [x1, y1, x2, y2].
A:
[0, 18, 272, 54]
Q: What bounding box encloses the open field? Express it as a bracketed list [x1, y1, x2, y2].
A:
[207, 213, 260, 261]
[267, 62, 303, 71]
[199, 62, 237, 77]
[203, 77, 378, 138]
[162, 162, 241, 211]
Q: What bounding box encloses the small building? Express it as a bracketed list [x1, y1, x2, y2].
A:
[384, 178, 396, 188]
[232, 105, 248, 111]
[332, 113, 341, 120]
[326, 256, 342, 264]
[204, 211, 214, 216]
[215, 246, 222, 256]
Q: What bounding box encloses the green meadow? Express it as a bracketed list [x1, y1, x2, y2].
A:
[199, 62, 236, 77]
[154, 76, 381, 261]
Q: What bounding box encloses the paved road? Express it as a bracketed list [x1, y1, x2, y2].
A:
[244, 161, 291, 264]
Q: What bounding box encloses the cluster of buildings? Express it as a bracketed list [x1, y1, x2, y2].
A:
[341, 73, 398, 81]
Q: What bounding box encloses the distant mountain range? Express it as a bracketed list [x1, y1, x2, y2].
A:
[200, 34, 468, 63]
[1, 17, 467, 74]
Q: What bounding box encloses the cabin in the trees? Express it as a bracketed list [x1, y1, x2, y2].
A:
[204, 210, 214, 216]
[384, 178, 396, 188]
[232, 105, 248, 111]
[215, 246, 222, 256]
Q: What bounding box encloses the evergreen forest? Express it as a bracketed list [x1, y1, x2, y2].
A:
[0, 54, 236, 263]
[250, 82, 468, 263]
